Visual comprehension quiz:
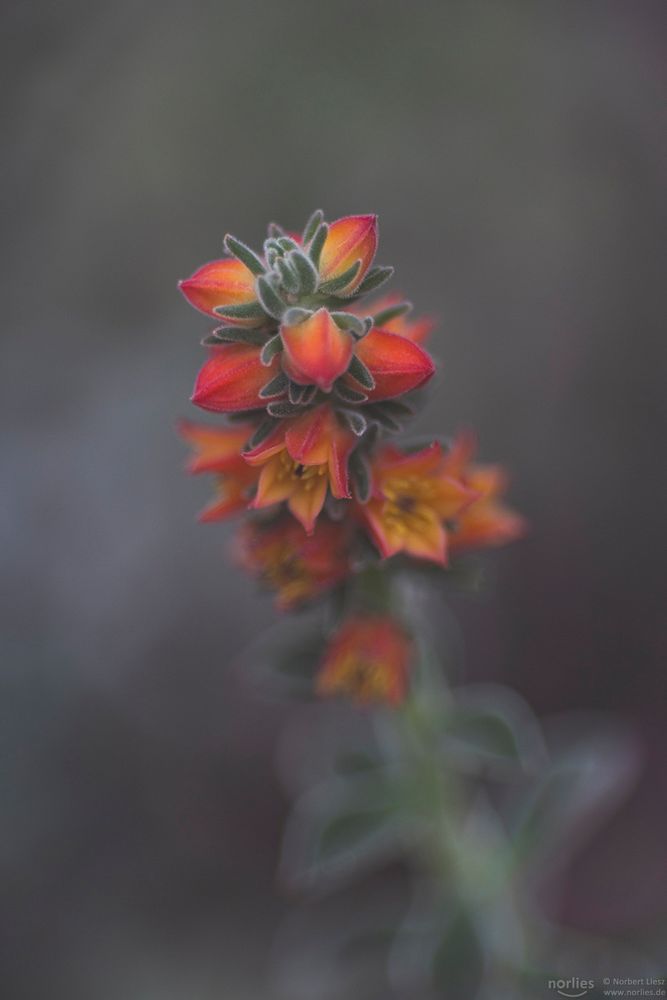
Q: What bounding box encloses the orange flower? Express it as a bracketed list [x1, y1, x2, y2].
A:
[358, 443, 476, 564]
[192, 343, 282, 413]
[281, 308, 354, 391]
[179, 258, 258, 324]
[442, 432, 527, 553]
[316, 616, 411, 706]
[349, 327, 435, 400]
[244, 405, 355, 533]
[318, 214, 378, 293]
[237, 515, 352, 609]
[178, 420, 259, 522]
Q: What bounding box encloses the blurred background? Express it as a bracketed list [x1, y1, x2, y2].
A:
[2, 1, 665, 996]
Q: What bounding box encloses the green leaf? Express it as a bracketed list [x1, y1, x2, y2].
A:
[288, 249, 319, 295]
[347, 354, 376, 390]
[223, 234, 265, 276]
[302, 208, 324, 245]
[330, 311, 365, 336]
[340, 409, 368, 436]
[260, 333, 282, 366]
[275, 257, 299, 293]
[202, 326, 268, 347]
[319, 260, 361, 295]
[243, 417, 278, 452]
[334, 381, 368, 404]
[282, 306, 312, 326]
[259, 371, 288, 399]
[256, 275, 286, 320]
[353, 265, 394, 296]
[316, 807, 394, 865]
[277, 236, 299, 252]
[447, 710, 521, 762]
[267, 399, 303, 418]
[373, 301, 411, 327]
[213, 300, 265, 321]
[308, 221, 328, 267]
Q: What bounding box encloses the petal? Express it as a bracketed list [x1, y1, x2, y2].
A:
[251, 454, 293, 508]
[285, 405, 354, 498]
[353, 328, 435, 400]
[243, 423, 288, 466]
[288, 475, 328, 534]
[179, 258, 257, 321]
[319, 215, 378, 292]
[450, 502, 527, 553]
[192, 344, 280, 413]
[178, 419, 254, 474]
[281, 309, 354, 391]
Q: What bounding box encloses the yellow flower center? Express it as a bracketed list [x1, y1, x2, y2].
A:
[276, 450, 328, 493]
[381, 475, 439, 538]
[332, 653, 393, 701]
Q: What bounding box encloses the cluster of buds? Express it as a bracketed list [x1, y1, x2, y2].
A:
[180, 212, 525, 704]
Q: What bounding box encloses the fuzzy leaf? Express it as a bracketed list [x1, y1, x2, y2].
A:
[288, 249, 319, 295]
[308, 222, 329, 268]
[353, 265, 394, 296]
[267, 399, 304, 418]
[341, 409, 368, 436]
[223, 234, 265, 276]
[330, 311, 365, 336]
[349, 449, 372, 502]
[244, 416, 279, 451]
[302, 208, 324, 245]
[260, 333, 283, 366]
[256, 275, 286, 320]
[347, 354, 376, 390]
[259, 371, 288, 399]
[335, 381, 368, 404]
[213, 300, 265, 321]
[319, 260, 361, 295]
[282, 306, 313, 326]
[203, 326, 268, 347]
[373, 301, 411, 326]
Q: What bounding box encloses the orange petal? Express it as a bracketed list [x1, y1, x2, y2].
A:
[319, 215, 378, 292]
[288, 475, 328, 534]
[179, 258, 257, 321]
[251, 454, 293, 508]
[285, 405, 354, 498]
[353, 328, 435, 400]
[281, 309, 354, 391]
[178, 419, 254, 474]
[192, 344, 280, 413]
[243, 423, 288, 466]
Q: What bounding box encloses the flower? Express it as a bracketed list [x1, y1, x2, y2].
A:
[349, 327, 435, 400]
[192, 342, 282, 413]
[442, 432, 527, 553]
[179, 258, 259, 324]
[358, 443, 476, 564]
[281, 308, 354, 391]
[178, 420, 259, 521]
[237, 514, 352, 609]
[316, 616, 411, 706]
[244, 404, 355, 533]
[318, 214, 378, 293]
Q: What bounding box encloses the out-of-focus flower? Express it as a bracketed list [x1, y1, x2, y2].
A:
[318, 215, 378, 294]
[316, 616, 411, 706]
[358, 443, 476, 564]
[237, 515, 352, 609]
[357, 293, 436, 344]
[350, 327, 435, 400]
[442, 432, 527, 553]
[192, 343, 282, 413]
[179, 258, 259, 324]
[178, 420, 259, 521]
[281, 308, 354, 391]
[244, 405, 355, 533]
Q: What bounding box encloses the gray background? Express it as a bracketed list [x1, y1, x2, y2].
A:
[2, 1, 666, 997]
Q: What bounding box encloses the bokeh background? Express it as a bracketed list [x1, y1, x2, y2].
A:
[2, 1, 665, 997]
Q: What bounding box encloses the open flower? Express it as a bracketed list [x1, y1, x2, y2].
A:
[358, 443, 476, 564]
[178, 420, 259, 521]
[244, 405, 355, 533]
[442, 432, 527, 553]
[179, 258, 259, 324]
[318, 214, 378, 294]
[237, 514, 352, 609]
[316, 616, 411, 706]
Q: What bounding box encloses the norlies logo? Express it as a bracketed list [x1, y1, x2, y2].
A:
[548, 978, 595, 998]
